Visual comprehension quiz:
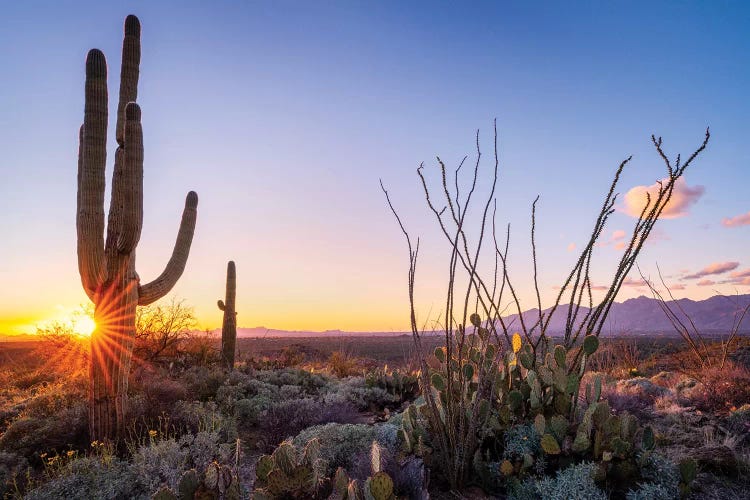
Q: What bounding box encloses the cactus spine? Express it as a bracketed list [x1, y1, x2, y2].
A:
[218, 260, 237, 369]
[77, 15, 198, 441]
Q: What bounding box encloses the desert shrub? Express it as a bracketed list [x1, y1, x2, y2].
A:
[257, 368, 331, 393]
[131, 437, 189, 492]
[625, 482, 675, 500]
[328, 351, 359, 377]
[130, 371, 190, 423]
[24, 456, 140, 500]
[131, 430, 232, 494]
[503, 424, 541, 460]
[293, 423, 382, 472]
[278, 345, 306, 367]
[509, 462, 607, 500]
[330, 376, 398, 411]
[176, 431, 226, 475]
[604, 377, 672, 419]
[258, 398, 359, 451]
[18, 378, 86, 418]
[0, 451, 28, 497]
[678, 362, 750, 412]
[0, 403, 88, 459]
[178, 365, 226, 401]
[626, 453, 680, 500]
[234, 396, 273, 427]
[727, 404, 750, 438]
[169, 401, 236, 442]
[649, 371, 681, 388]
[215, 383, 248, 411]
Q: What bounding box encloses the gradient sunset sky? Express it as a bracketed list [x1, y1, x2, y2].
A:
[1, 1, 749, 334]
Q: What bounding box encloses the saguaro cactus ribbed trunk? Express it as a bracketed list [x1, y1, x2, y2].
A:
[77, 15, 198, 441]
[218, 261, 237, 369]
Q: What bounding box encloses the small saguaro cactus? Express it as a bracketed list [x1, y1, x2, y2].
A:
[77, 15, 198, 441]
[218, 260, 237, 369]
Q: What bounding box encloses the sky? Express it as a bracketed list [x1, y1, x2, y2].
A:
[1, 0, 749, 334]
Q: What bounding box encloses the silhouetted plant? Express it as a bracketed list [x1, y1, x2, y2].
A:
[75, 15, 198, 441]
[218, 261, 238, 370]
[134, 297, 197, 362]
[382, 121, 709, 489]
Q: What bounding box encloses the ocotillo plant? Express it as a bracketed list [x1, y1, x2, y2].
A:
[77, 15, 198, 441]
[218, 261, 237, 369]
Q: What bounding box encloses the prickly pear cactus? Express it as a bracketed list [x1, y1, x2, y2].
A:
[254, 439, 328, 499]
[178, 469, 199, 499]
[368, 471, 394, 500]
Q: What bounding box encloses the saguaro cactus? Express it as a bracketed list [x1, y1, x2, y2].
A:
[218, 261, 237, 369]
[77, 15, 198, 440]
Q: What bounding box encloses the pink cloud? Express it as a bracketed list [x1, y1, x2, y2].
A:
[567, 242, 576, 252]
[730, 268, 750, 279]
[670, 283, 686, 290]
[622, 277, 646, 287]
[682, 261, 739, 280]
[722, 211, 750, 228]
[697, 279, 716, 287]
[620, 177, 704, 219]
[597, 229, 631, 250]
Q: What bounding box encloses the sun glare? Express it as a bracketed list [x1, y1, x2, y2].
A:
[73, 315, 96, 337]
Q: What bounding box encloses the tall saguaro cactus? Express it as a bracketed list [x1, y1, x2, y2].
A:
[77, 15, 198, 441]
[218, 261, 237, 369]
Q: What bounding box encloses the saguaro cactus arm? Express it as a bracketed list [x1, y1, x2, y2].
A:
[116, 15, 141, 145]
[138, 191, 199, 305]
[106, 15, 142, 258]
[117, 102, 144, 253]
[77, 49, 108, 295]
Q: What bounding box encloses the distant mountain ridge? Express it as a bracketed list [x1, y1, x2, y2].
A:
[223, 293, 750, 338]
[501, 294, 750, 335]
[3, 294, 748, 341]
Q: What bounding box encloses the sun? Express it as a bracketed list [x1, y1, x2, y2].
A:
[72, 315, 96, 337]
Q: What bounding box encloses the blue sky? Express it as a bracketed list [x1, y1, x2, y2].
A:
[1, 1, 749, 332]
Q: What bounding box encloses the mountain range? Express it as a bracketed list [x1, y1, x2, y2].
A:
[228, 293, 750, 338]
[3, 294, 748, 341]
[497, 294, 750, 335]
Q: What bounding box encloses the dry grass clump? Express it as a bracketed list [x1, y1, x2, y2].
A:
[328, 350, 361, 377]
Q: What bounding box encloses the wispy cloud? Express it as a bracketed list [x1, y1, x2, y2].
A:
[722, 211, 750, 228]
[597, 229, 629, 249]
[620, 177, 704, 219]
[720, 277, 750, 286]
[567, 242, 576, 252]
[682, 261, 739, 280]
[622, 277, 646, 287]
[670, 283, 686, 290]
[719, 269, 750, 286]
[697, 279, 716, 287]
